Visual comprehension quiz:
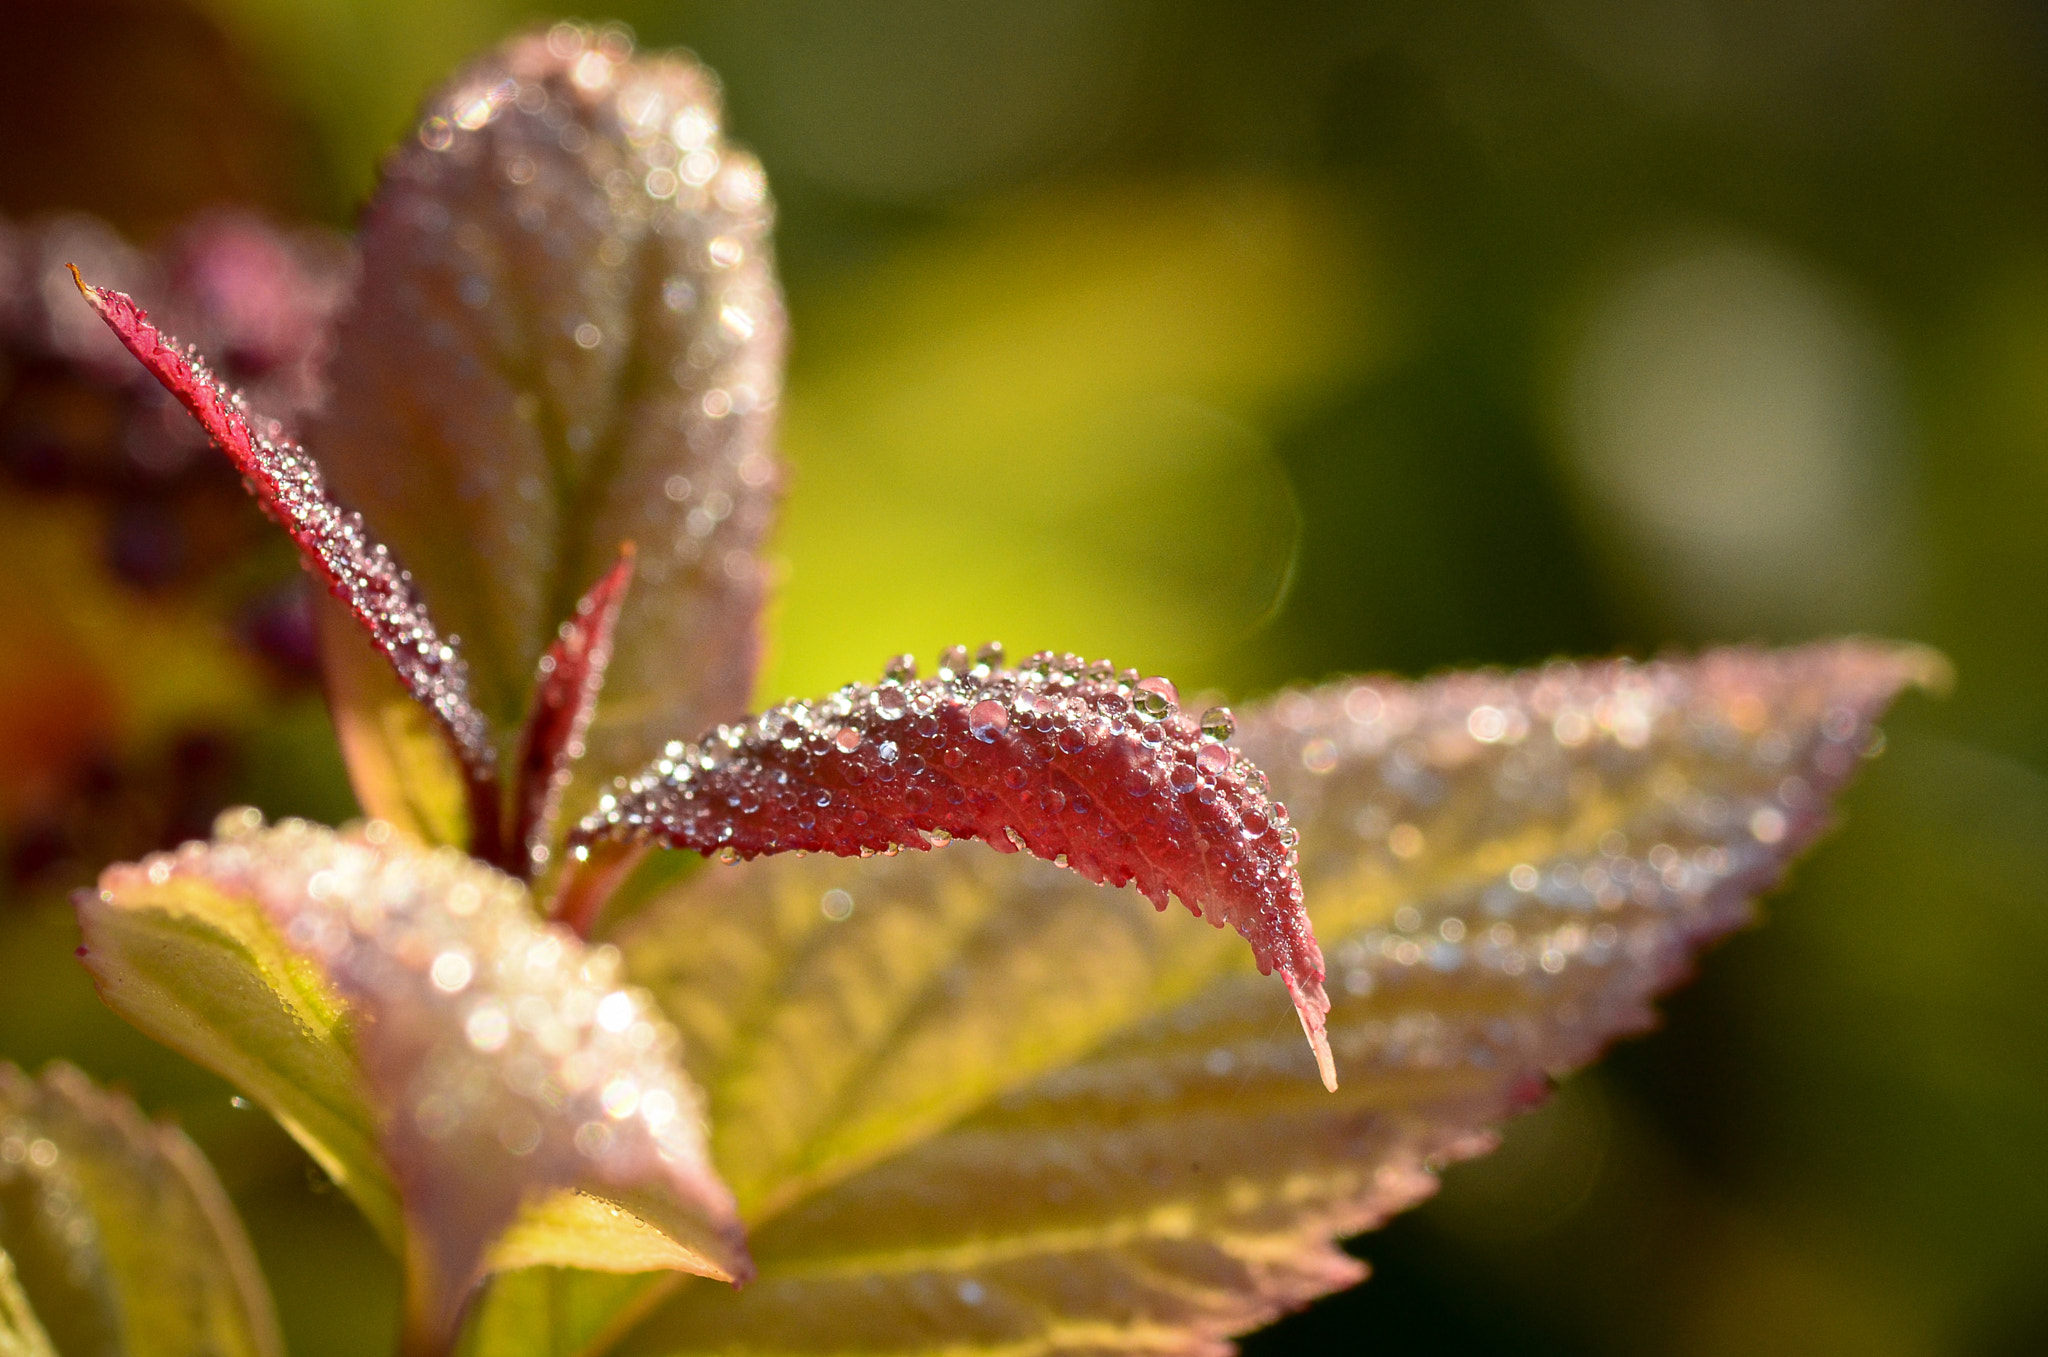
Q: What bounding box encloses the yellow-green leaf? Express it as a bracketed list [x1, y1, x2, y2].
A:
[469, 641, 1937, 1356]
[0, 1250, 55, 1357]
[78, 815, 746, 1349]
[74, 857, 399, 1244]
[318, 590, 474, 849]
[0, 1062, 280, 1357]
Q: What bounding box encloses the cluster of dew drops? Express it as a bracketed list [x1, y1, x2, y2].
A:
[84, 282, 492, 769]
[580, 643, 1304, 886]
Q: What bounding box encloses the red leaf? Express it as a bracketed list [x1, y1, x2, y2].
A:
[514, 544, 635, 879]
[68, 270, 499, 795]
[577, 648, 1336, 1087]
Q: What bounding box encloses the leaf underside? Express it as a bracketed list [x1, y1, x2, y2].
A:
[0, 1062, 282, 1357]
[578, 652, 1333, 1085]
[309, 23, 785, 834]
[464, 640, 1936, 1357]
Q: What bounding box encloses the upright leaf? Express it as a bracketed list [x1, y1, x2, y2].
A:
[311, 22, 785, 822]
[0, 1062, 281, 1357]
[84, 813, 749, 1350]
[579, 651, 1333, 1084]
[518, 546, 637, 879]
[467, 641, 1936, 1357]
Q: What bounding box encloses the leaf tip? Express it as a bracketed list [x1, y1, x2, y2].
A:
[1284, 971, 1338, 1090]
[1892, 641, 1955, 698]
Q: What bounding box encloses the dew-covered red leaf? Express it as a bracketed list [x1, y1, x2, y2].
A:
[579, 649, 1334, 1086]
[69, 272, 496, 788]
[96, 812, 748, 1350]
[310, 22, 784, 822]
[471, 640, 1939, 1357]
[517, 545, 636, 878]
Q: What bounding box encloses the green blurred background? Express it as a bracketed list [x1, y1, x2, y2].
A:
[3, 1, 2046, 1353]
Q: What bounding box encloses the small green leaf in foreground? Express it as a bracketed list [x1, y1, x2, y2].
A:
[80, 815, 747, 1351]
[0, 1062, 280, 1357]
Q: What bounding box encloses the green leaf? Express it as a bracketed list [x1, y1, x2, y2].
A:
[0, 1062, 281, 1357]
[78, 815, 746, 1350]
[74, 859, 401, 1245]
[0, 1250, 55, 1357]
[318, 591, 475, 849]
[459, 1269, 675, 1357]
[309, 23, 784, 828]
[467, 641, 1937, 1356]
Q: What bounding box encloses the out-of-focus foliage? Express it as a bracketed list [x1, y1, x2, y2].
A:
[1, 1, 2045, 1355]
[0, 1062, 281, 1357]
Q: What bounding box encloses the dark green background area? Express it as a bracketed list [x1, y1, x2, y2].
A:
[3, 2, 2046, 1354]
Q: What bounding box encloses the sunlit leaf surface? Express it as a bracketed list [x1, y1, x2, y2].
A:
[0, 1062, 281, 1357]
[0, 1250, 53, 1357]
[580, 651, 1332, 1082]
[466, 640, 1935, 1356]
[82, 814, 748, 1347]
[318, 591, 477, 850]
[311, 23, 784, 825]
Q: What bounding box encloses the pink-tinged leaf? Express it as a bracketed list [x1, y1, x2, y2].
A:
[483, 640, 1939, 1357]
[516, 544, 636, 879]
[578, 650, 1335, 1088]
[310, 22, 784, 822]
[95, 812, 749, 1350]
[67, 271, 498, 799]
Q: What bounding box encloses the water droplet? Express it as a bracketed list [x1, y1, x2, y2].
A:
[976, 641, 1006, 668]
[1168, 763, 1198, 794]
[1196, 743, 1232, 777]
[968, 700, 1010, 741]
[939, 645, 970, 678]
[882, 654, 917, 682]
[1132, 680, 1175, 720]
[1199, 706, 1236, 741]
[834, 728, 863, 752]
